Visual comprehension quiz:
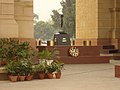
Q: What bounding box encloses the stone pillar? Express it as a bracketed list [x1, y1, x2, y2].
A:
[98, 0, 113, 38]
[116, 0, 120, 49]
[14, 0, 33, 38]
[76, 0, 120, 46]
[109, 0, 120, 48]
[97, 0, 114, 45]
[115, 0, 120, 38]
[0, 0, 18, 38]
[76, 0, 98, 46]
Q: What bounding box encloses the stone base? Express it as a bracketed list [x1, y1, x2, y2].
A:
[110, 59, 120, 65]
[37, 46, 120, 64]
[115, 65, 120, 78]
[59, 56, 110, 64]
[75, 38, 120, 49]
[75, 38, 97, 46]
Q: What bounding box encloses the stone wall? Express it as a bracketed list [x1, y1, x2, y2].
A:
[15, 0, 33, 38]
[0, 0, 33, 38]
[0, 0, 19, 38]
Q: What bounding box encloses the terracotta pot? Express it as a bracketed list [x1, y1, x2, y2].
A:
[1, 60, 6, 65]
[19, 76, 26, 81]
[0, 61, 1, 66]
[9, 75, 18, 82]
[26, 75, 34, 81]
[55, 73, 61, 79]
[47, 73, 53, 79]
[39, 73, 45, 79]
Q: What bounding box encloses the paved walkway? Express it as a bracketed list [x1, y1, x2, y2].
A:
[0, 64, 120, 90]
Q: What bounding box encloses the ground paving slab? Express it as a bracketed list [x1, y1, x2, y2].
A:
[0, 64, 120, 90]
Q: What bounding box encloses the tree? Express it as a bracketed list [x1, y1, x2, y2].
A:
[51, 10, 61, 31]
[34, 13, 39, 25]
[34, 20, 57, 40]
[51, 0, 76, 38]
[61, 0, 76, 38]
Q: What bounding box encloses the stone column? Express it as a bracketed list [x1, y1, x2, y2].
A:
[109, 0, 120, 48]
[76, 0, 98, 46]
[0, 0, 18, 38]
[97, 0, 114, 45]
[115, 0, 120, 38]
[14, 0, 34, 38]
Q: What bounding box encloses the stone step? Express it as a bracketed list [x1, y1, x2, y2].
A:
[110, 59, 120, 65]
[100, 49, 119, 54]
[109, 49, 119, 53]
[102, 45, 115, 49]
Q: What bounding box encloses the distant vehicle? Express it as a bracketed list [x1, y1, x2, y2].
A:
[41, 41, 47, 46]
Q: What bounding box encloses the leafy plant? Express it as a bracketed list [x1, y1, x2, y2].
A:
[4, 60, 19, 76]
[0, 38, 18, 62]
[4, 38, 19, 61]
[54, 61, 64, 73]
[25, 60, 34, 76]
[35, 60, 47, 74]
[16, 42, 35, 60]
[0, 38, 35, 62]
[46, 62, 57, 73]
[5, 59, 34, 76]
[37, 48, 59, 60]
[17, 60, 33, 76]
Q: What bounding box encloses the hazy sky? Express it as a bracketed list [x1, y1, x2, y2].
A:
[33, 0, 62, 21]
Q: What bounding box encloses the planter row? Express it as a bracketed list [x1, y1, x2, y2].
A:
[8, 73, 62, 82]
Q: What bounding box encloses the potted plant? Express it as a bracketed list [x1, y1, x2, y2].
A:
[4, 38, 20, 61]
[16, 41, 35, 60]
[17, 60, 27, 81]
[14, 41, 35, 81]
[3, 39, 35, 62]
[25, 60, 34, 81]
[37, 48, 59, 79]
[54, 61, 64, 79]
[37, 48, 59, 60]
[46, 62, 56, 79]
[4, 60, 19, 82]
[35, 60, 47, 79]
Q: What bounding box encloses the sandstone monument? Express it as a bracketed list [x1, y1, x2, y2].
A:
[0, 0, 120, 48]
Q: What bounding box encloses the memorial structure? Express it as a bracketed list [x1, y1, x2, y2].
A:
[0, 0, 120, 48]
[0, 0, 120, 62]
[0, 0, 120, 80]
